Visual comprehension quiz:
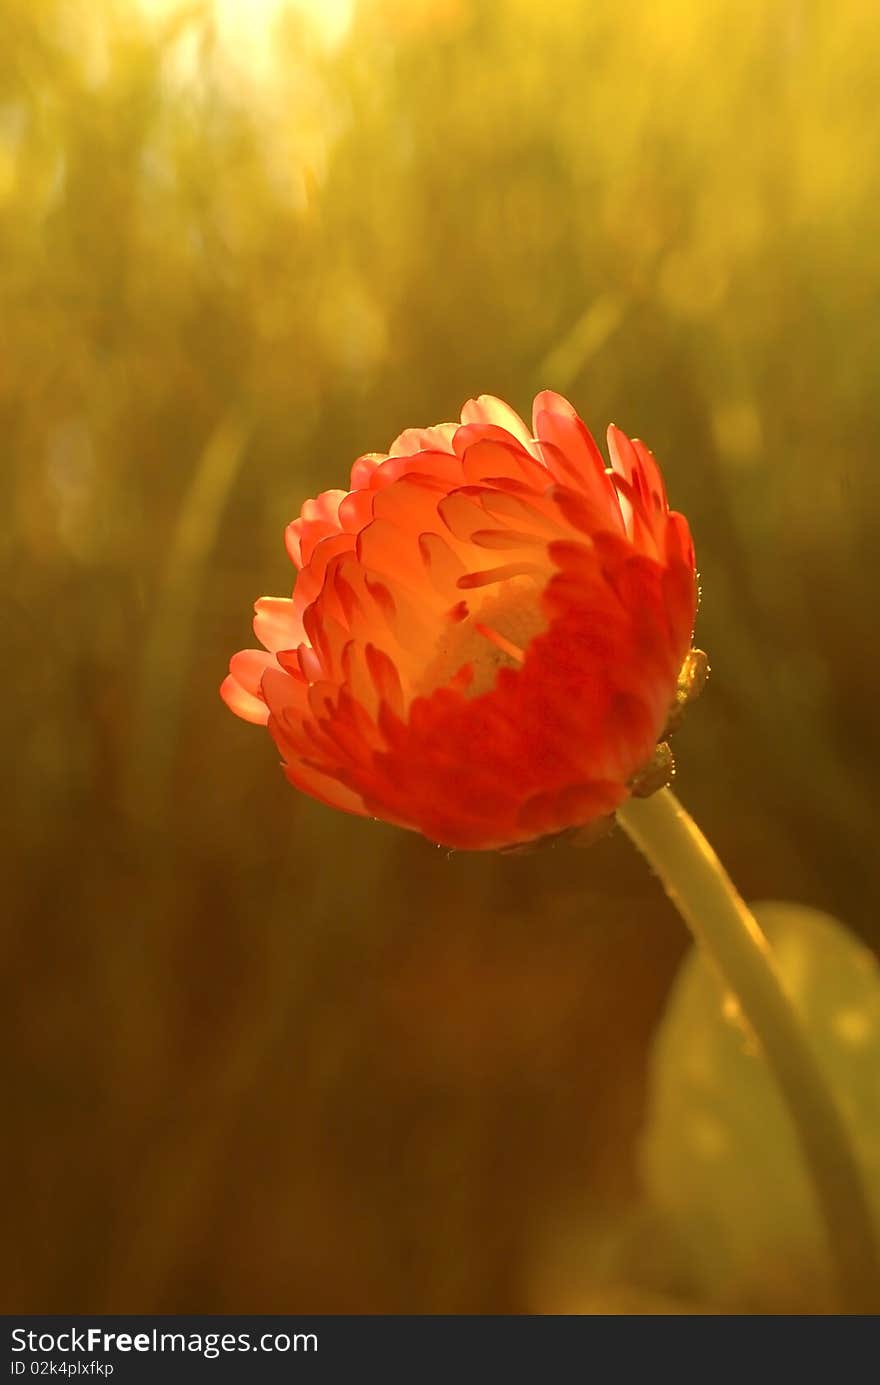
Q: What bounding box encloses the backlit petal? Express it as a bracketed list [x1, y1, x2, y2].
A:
[221, 391, 699, 850]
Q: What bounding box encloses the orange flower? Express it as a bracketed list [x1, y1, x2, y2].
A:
[221, 391, 697, 850]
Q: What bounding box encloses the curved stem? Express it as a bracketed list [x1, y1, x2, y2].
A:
[617, 787, 880, 1313]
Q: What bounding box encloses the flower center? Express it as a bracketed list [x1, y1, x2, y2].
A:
[415, 574, 548, 699]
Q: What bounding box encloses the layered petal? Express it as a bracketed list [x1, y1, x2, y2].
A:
[222, 391, 699, 849]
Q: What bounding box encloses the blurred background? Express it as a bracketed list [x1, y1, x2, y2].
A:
[5, 0, 880, 1314]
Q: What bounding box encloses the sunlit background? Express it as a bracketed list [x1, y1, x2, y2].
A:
[5, 0, 880, 1313]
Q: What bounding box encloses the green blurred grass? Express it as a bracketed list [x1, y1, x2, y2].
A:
[3, 0, 880, 1312]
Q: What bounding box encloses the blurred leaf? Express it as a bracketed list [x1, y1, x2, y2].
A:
[641, 901, 880, 1309]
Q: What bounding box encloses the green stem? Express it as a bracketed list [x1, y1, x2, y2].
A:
[617, 787, 880, 1313]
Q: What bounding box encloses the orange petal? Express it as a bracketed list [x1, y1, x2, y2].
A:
[388, 423, 457, 456]
[460, 394, 535, 450]
[459, 436, 550, 490]
[282, 759, 369, 817]
[350, 452, 386, 490]
[253, 596, 303, 652]
[220, 670, 270, 725]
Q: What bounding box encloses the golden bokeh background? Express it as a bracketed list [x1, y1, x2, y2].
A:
[5, 0, 880, 1313]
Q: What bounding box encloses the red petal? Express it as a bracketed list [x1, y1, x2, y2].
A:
[365, 643, 405, 716]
